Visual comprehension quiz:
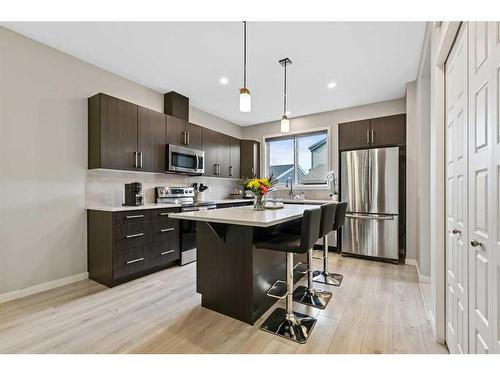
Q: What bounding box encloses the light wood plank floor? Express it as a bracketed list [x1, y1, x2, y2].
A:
[0, 254, 449, 354]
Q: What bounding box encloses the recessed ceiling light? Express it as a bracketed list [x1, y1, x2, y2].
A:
[286, 111, 291, 116]
[327, 82, 337, 89]
[220, 77, 228, 85]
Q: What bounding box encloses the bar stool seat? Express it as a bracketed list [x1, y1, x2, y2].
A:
[255, 207, 321, 344]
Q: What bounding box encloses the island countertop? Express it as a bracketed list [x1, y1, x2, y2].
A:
[168, 204, 319, 227]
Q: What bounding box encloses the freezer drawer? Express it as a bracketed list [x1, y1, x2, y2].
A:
[341, 213, 399, 260]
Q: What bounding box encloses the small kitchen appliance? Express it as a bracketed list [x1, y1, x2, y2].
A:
[124, 182, 144, 206]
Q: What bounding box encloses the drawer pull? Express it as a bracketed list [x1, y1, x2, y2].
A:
[125, 214, 144, 219]
[126, 257, 145, 264]
[160, 228, 175, 233]
[126, 233, 144, 238]
[160, 212, 170, 216]
[160, 250, 175, 255]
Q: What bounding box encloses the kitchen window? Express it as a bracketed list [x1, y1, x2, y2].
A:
[265, 130, 329, 186]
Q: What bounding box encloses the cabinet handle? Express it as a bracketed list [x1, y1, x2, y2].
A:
[160, 212, 170, 216]
[125, 214, 144, 219]
[214, 164, 218, 175]
[134, 152, 138, 168]
[371, 129, 375, 144]
[187, 131, 190, 146]
[139, 152, 143, 169]
[126, 233, 144, 238]
[218, 164, 221, 175]
[229, 165, 233, 177]
[251, 167, 254, 175]
[160, 250, 175, 256]
[126, 257, 144, 264]
[470, 239, 482, 248]
[160, 228, 175, 233]
[366, 130, 370, 144]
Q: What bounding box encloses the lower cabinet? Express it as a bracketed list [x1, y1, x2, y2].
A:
[88, 207, 181, 287]
[216, 201, 253, 209]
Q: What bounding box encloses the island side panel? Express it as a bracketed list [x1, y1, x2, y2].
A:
[196, 221, 255, 324]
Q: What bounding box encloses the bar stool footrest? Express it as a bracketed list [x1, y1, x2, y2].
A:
[313, 270, 343, 286]
[266, 280, 288, 299]
[293, 262, 309, 274]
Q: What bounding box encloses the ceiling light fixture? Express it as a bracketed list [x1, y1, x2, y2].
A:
[279, 57, 292, 133]
[239, 21, 251, 112]
[220, 77, 228, 85]
[327, 82, 337, 89]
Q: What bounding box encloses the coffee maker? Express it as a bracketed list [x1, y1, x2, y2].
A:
[124, 182, 144, 206]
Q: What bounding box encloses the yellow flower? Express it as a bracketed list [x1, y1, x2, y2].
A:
[262, 179, 271, 188]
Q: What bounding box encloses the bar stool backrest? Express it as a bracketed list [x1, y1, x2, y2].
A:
[332, 201, 348, 231]
[319, 202, 337, 238]
[298, 208, 321, 254]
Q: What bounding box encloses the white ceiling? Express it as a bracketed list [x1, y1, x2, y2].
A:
[2, 22, 425, 126]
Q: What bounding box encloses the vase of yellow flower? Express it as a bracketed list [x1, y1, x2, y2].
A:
[243, 176, 276, 211]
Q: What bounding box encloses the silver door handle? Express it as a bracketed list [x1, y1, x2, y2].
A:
[160, 250, 175, 255]
[371, 129, 375, 143]
[182, 131, 186, 145]
[214, 164, 218, 175]
[160, 228, 175, 233]
[134, 152, 138, 168]
[470, 239, 482, 248]
[125, 214, 144, 219]
[366, 129, 370, 144]
[251, 167, 254, 175]
[346, 213, 394, 220]
[229, 165, 233, 177]
[139, 152, 143, 168]
[186, 131, 190, 146]
[126, 257, 144, 264]
[126, 233, 144, 238]
[160, 212, 170, 216]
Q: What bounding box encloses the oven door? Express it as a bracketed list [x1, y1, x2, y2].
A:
[167, 144, 204, 174]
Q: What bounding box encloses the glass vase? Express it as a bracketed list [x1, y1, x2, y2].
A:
[254, 195, 265, 211]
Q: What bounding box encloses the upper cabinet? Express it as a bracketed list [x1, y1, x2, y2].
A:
[138, 106, 167, 172]
[228, 137, 240, 178]
[201, 127, 219, 177]
[338, 114, 406, 151]
[201, 128, 240, 178]
[166, 116, 203, 149]
[240, 140, 260, 178]
[88, 93, 167, 173]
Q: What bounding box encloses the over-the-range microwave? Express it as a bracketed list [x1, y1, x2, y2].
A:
[166, 144, 204, 175]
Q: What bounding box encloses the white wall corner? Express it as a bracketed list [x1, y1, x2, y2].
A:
[0, 272, 89, 304]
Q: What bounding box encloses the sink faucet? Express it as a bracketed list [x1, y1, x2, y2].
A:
[286, 176, 294, 199]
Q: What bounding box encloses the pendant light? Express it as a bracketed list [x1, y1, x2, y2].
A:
[239, 21, 251, 112]
[279, 58, 292, 133]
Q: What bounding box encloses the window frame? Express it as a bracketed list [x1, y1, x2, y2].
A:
[263, 126, 331, 190]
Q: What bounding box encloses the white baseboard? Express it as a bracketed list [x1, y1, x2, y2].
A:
[416, 262, 432, 283]
[405, 258, 417, 266]
[0, 272, 89, 304]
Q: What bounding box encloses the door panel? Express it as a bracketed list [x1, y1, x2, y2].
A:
[468, 21, 494, 354]
[166, 115, 186, 146]
[186, 122, 202, 149]
[201, 127, 218, 177]
[138, 106, 166, 172]
[445, 23, 469, 354]
[369, 114, 406, 147]
[368, 147, 399, 214]
[229, 136, 240, 178]
[338, 120, 371, 150]
[341, 149, 369, 213]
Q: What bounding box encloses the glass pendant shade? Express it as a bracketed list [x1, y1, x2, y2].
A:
[239, 87, 251, 112]
[280, 115, 290, 133]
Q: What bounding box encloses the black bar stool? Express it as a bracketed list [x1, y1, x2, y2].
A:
[255, 207, 321, 344]
[313, 201, 347, 286]
[292, 203, 336, 309]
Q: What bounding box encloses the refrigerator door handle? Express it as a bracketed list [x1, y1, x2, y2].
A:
[346, 213, 395, 221]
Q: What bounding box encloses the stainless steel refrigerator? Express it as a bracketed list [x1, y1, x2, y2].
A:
[340, 146, 399, 261]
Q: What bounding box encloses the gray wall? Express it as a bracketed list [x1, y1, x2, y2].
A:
[0, 27, 241, 297]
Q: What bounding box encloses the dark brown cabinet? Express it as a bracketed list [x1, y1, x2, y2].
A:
[229, 137, 240, 178]
[138, 106, 167, 172]
[88, 207, 181, 287]
[369, 114, 406, 147]
[338, 114, 406, 151]
[89, 93, 167, 173]
[201, 127, 219, 176]
[338, 119, 371, 151]
[240, 140, 260, 178]
[89, 93, 138, 170]
[186, 122, 202, 149]
[166, 115, 202, 149]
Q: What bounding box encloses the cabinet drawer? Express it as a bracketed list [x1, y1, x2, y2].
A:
[151, 208, 181, 222]
[151, 220, 179, 243]
[114, 222, 149, 251]
[147, 240, 180, 268]
[113, 210, 150, 225]
[113, 247, 147, 279]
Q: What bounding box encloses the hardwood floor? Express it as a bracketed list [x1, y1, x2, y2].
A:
[0, 254, 448, 354]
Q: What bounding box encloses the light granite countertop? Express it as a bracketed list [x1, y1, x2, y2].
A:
[86, 203, 182, 212]
[168, 204, 319, 227]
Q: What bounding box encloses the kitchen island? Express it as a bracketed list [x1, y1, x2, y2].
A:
[169, 204, 318, 325]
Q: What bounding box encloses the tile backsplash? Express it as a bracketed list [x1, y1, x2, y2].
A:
[86, 169, 242, 207]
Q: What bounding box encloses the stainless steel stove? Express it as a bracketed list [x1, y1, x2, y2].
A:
[156, 186, 216, 265]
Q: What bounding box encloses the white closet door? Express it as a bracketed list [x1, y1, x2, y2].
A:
[489, 21, 500, 354]
[468, 21, 494, 354]
[445, 23, 469, 354]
